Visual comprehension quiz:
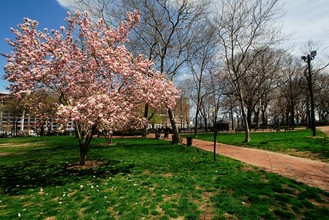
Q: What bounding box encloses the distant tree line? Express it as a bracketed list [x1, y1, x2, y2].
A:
[4, 0, 329, 144]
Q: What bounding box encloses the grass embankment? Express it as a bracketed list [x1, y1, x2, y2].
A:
[0, 136, 328, 219]
[196, 129, 329, 161]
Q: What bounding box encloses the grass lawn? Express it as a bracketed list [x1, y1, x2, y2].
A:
[0, 136, 328, 219]
[195, 129, 329, 161]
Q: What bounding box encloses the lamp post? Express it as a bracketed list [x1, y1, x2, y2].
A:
[212, 108, 217, 161]
[301, 50, 316, 137]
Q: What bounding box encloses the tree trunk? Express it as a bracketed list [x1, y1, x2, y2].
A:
[254, 109, 260, 129]
[247, 108, 253, 129]
[296, 112, 299, 125]
[40, 122, 45, 136]
[230, 108, 235, 130]
[79, 142, 88, 165]
[261, 109, 266, 127]
[168, 109, 181, 144]
[285, 108, 289, 126]
[75, 123, 95, 166]
[143, 104, 149, 138]
[104, 130, 113, 144]
[194, 109, 199, 137]
[241, 105, 251, 142]
[290, 100, 295, 126]
[306, 96, 310, 129]
[47, 118, 52, 136]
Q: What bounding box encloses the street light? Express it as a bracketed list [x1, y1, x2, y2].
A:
[301, 50, 316, 136]
[211, 108, 217, 161]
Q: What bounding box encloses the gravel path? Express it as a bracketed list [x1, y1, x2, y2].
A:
[180, 126, 329, 192]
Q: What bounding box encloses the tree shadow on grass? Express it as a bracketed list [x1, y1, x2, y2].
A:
[0, 156, 134, 195]
[111, 137, 170, 146]
[0, 138, 172, 196]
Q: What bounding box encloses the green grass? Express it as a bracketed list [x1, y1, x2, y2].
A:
[0, 136, 328, 219]
[195, 129, 329, 161]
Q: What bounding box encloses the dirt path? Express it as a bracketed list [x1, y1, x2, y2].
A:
[319, 126, 329, 136]
[178, 126, 329, 192]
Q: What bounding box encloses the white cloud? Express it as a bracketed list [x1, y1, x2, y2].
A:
[55, 0, 329, 55]
[279, 0, 329, 55]
[56, 0, 75, 9]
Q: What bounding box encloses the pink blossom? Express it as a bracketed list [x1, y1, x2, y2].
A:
[4, 9, 180, 160]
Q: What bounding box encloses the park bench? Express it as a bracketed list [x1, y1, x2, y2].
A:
[235, 127, 245, 133]
[283, 126, 294, 132]
[273, 126, 294, 132]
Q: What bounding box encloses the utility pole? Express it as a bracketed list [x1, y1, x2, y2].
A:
[301, 51, 316, 136]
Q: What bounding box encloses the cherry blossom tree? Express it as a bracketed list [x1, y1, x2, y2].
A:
[3, 10, 179, 165]
[71, 0, 211, 143]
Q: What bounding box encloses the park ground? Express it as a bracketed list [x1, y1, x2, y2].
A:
[0, 127, 328, 219]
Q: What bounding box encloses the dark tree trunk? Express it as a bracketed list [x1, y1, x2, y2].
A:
[75, 123, 96, 166]
[47, 118, 52, 136]
[78, 133, 93, 165]
[194, 109, 199, 137]
[247, 108, 253, 129]
[79, 142, 88, 166]
[143, 104, 149, 138]
[290, 100, 295, 126]
[240, 104, 251, 142]
[296, 112, 299, 125]
[204, 117, 208, 132]
[243, 116, 250, 142]
[254, 109, 260, 129]
[104, 130, 113, 144]
[230, 108, 235, 130]
[261, 109, 267, 127]
[40, 122, 45, 136]
[168, 109, 181, 144]
[306, 95, 310, 129]
[285, 107, 289, 126]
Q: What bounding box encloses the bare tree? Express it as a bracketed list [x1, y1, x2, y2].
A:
[215, 0, 284, 142]
[316, 73, 329, 123]
[278, 57, 305, 127]
[185, 21, 219, 136]
[239, 48, 286, 128]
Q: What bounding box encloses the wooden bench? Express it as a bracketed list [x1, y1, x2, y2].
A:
[235, 127, 245, 133]
[283, 126, 294, 132]
[273, 126, 294, 132]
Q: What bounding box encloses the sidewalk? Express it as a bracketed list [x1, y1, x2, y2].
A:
[182, 138, 329, 192]
[153, 127, 329, 191]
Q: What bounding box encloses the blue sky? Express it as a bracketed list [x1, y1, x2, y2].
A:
[0, 0, 329, 92]
[0, 0, 68, 92]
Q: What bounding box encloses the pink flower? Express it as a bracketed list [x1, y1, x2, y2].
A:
[4, 9, 179, 139]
